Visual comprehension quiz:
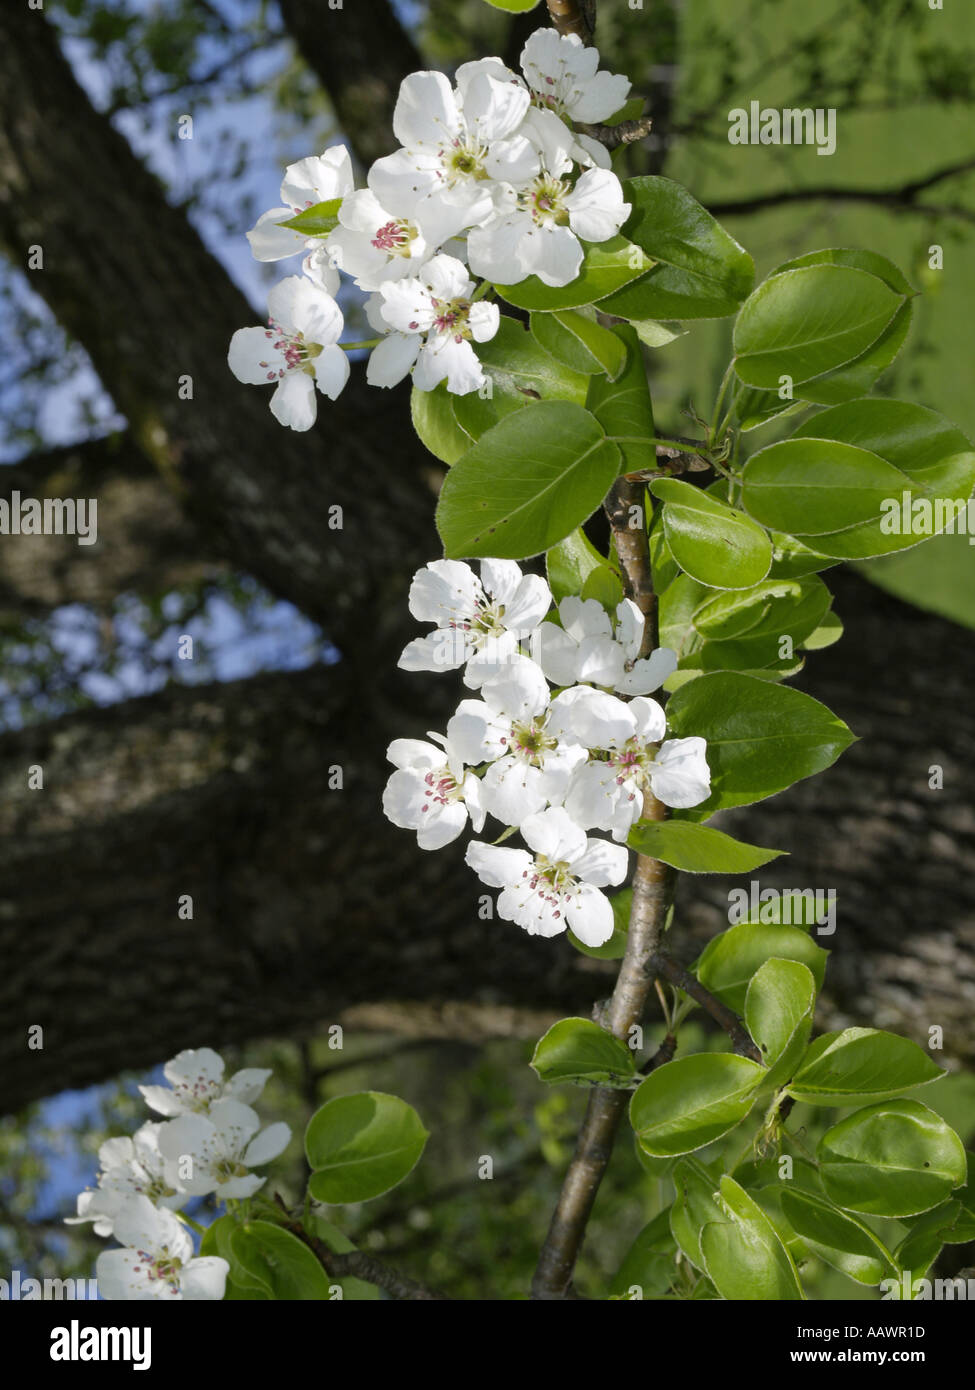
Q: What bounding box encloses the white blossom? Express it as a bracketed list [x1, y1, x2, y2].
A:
[157, 1098, 291, 1201]
[228, 276, 349, 430]
[139, 1046, 272, 1118]
[368, 254, 499, 395]
[326, 188, 433, 291]
[246, 145, 354, 284]
[535, 596, 677, 695]
[520, 28, 631, 124]
[65, 1124, 187, 1238]
[96, 1195, 228, 1301]
[382, 733, 486, 850]
[398, 558, 552, 684]
[465, 806, 627, 945]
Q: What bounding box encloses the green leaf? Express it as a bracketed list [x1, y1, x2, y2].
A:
[230, 1221, 334, 1300]
[700, 1176, 805, 1300]
[741, 438, 910, 537]
[733, 264, 904, 389]
[787, 398, 975, 560]
[580, 564, 624, 611]
[411, 383, 471, 465]
[649, 478, 772, 590]
[278, 197, 343, 236]
[695, 922, 829, 1015]
[744, 958, 816, 1084]
[200, 1213, 267, 1300]
[665, 671, 855, 817]
[787, 1027, 945, 1107]
[685, 576, 832, 677]
[627, 819, 785, 873]
[610, 1210, 678, 1299]
[818, 1100, 967, 1218]
[483, 0, 540, 9]
[530, 1016, 636, 1087]
[569, 887, 632, 960]
[670, 1156, 726, 1269]
[453, 316, 589, 439]
[894, 1201, 963, 1285]
[310, 1219, 380, 1299]
[585, 323, 656, 474]
[305, 1091, 428, 1204]
[779, 1188, 894, 1286]
[600, 176, 754, 320]
[494, 235, 647, 311]
[436, 401, 620, 560]
[545, 527, 608, 603]
[767, 248, 914, 404]
[629, 1053, 765, 1157]
[530, 309, 627, 378]
[630, 318, 687, 348]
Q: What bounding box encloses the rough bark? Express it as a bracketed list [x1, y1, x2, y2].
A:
[0, 434, 221, 617]
[0, 8, 437, 650]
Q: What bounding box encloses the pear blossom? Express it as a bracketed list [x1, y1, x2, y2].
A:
[448, 656, 586, 825]
[398, 558, 552, 684]
[157, 1098, 291, 1200]
[325, 188, 431, 291]
[228, 276, 349, 430]
[65, 1124, 187, 1238]
[246, 145, 353, 280]
[520, 28, 631, 124]
[139, 1046, 272, 1118]
[96, 1195, 228, 1302]
[368, 65, 537, 244]
[382, 733, 486, 850]
[466, 806, 627, 945]
[552, 688, 711, 838]
[466, 109, 630, 287]
[535, 596, 677, 695]
[368, 254, 499, 394]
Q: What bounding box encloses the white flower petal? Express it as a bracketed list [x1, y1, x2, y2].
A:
[465, 841, 532, 887]
[270, 371, 317, 431]
[243, 1122, 292, 1167]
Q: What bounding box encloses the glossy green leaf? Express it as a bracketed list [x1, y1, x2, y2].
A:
[311, 1218, 380, 1300]
[493, 235, 647, 311]
[230, 1220, 334, 1300]
[483, 0, 540, 10]
[305, 1091, 428, 1204]
[453, 316, 588, 438]
[279, 197, 342, 235]
[530, 1016, 636, 1087]
[741, 437, 909, 537]
[894, 1201, 963, 1285]
[649, 478, 772, 589]
[787, 1027, 945, 1107]
[411, 382, 471, 465]
[818, 1100, 967, 1218]
[700, 1177, 805, 1300]
[780, 1188, 894, 1285]
[628, 819, 785, 873]
[666, 671, 855, 817]
[200, 1213, 268, 1300]
[600, 176, 754, 320]
[670, 1156, 725, 1269]
[733, 265, 904, 389]
[585, 323, 656, 474]
[545, 527, 608, 603]
[530, 308, 627, 378]
[630, 1053, 765, 1157]
[744, 958, 816, 1084]
[610, 1210, 678, 1299]
[436, 401, 620, 560]
[695, 922, 829, 1015]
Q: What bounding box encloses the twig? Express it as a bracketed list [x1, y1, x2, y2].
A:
[650, 952, 763, 1063]
[531, 476, 675, 1300]
[576, 116, 654, 150]
[273, 1194, 451, 1300]
[545, 0, 595, 45]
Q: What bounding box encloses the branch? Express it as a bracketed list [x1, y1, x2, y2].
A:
[274, 1195, 451, 1300]
[650, 952, 763, 1063]
[545, 0, 595, 45]
[531, 476, 675, 1300]
[708, 155, 975, 223]
[575, 116, 653, 151]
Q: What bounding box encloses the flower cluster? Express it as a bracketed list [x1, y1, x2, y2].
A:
[67, 1048, 291, 1300]
[229, 29, 632, 428]
[382, 559, 711, 948]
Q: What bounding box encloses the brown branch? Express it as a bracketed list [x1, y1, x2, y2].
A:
[531, 475, 675, 1300]
[545, 0, 595, 45]
[708, 155, 975, 223]
[274, 1195, 451, 1300]
[650, 952, 763, 1063]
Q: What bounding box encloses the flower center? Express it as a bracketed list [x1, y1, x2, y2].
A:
[440, 138, 489, 185]
[214, 1157, 250, 1183]
[371, 218, 416, 256]
[259, 318, 321, 381]
[521, 176, 570, 226]
[508, 718, 558, 767]
[420, 767, 461, 813]
[520, 854, 579, 919]
[607, 737, 658, 788]
[428, 295, 474, 342]
[136, 1246, 183, 1294]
